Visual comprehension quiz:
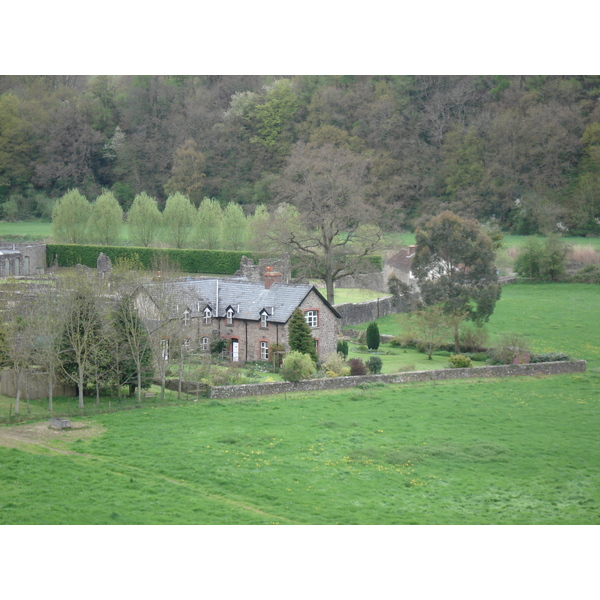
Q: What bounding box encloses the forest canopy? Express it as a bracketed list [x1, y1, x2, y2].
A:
[1, 75, 600, 235]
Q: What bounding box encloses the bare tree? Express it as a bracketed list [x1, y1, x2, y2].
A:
[271, 142, 382, 304]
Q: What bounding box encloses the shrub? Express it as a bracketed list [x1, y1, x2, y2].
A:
[280, 351, 316, 383]
[469, 352, 489, 362]
[336, 340, 349, 358]
[530, 352, 570, 363]
[365, 355, 383, 374]
[366, 322, 380, 350]
[460, 325, 489, 353]
[448, 354, 472, 368]
[489, 333, 531, 365]
[348, 358, 367, 376]
[569, 264, 600, 284]
[321, 352, 347, 377]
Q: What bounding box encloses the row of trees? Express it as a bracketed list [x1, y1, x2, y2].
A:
[0, 267, 203, 415]
[2, 75, 600, 234]
[52, 189, 252, 250]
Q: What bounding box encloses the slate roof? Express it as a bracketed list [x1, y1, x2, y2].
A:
[142, 277, 340, 323]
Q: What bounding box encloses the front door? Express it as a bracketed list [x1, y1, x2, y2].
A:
[231, 339, 239, 362]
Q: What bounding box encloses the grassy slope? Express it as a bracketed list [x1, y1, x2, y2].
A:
[1, 283, 599, 525]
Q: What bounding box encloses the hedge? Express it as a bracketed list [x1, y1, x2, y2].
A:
[46, 244, 255, 275]
[46, 244, 383, 277]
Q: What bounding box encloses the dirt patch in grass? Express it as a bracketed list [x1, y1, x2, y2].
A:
[0, 421, 106, 452]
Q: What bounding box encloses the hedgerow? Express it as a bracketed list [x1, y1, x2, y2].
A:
[46, 244, 255, 274]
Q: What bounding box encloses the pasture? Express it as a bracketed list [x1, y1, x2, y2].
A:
[1, 283, 599, 524]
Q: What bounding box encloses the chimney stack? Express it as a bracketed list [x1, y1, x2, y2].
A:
[263, 266, 282, 289]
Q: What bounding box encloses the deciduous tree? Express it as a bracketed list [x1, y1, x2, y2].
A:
[127, 192, 162, 247]
[163, 192, 196, 248]
[88, 190, 123, 245]
[271, 142, 382, 304]
[51, 189, 91, 244]
[196, 197, 223, 249]
[411, 211, 501, 353]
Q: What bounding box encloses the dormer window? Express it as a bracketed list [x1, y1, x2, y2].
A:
[259, 308, 269, 328]
[226, 306, 235, 325]
[203, 306, 212, 325]
[183, 309, 191, 326]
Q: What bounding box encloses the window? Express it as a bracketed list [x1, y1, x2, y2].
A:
[305, 310, 318, 328]
[160, 339, 169, 361]
[182, 338, 191, 351]
[183, 309, 191, 326]
[260, 310, 268, 328]
[260, 341, 269, 361]
[226, 307, 234, 325]
[201, 336, 209, 352]
[203, 307, 212, 324]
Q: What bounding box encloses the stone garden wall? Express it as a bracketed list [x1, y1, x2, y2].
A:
[208, 360, 587, 399]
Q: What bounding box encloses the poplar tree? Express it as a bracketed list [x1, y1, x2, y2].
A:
[163, 192, 196, 248]
[51, 189, 91, 244]
[127, 192, 162, 247]
[88, 190, 123, 245]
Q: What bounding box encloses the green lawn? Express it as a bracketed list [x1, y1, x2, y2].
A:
[1, 282, 599, 524]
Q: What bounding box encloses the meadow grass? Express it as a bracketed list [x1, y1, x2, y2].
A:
[1, 282, 599, 525]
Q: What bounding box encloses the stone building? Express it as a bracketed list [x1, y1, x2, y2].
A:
[134, 268, 341, 363]
[0, 243, 47, 277]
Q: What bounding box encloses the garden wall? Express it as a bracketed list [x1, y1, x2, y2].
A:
[335, 295, 410, 327]
[208, 360, 587, 399]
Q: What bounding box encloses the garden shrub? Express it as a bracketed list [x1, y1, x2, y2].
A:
[448, 354, 472, 368]
[321, 352, 348, 377]
[530, 352, 570, 363]
[469, 352, 489, 362]
[280, 351, 316, 383]
[489, 333, 531, 365]
[460, 325, 489, 353]
[336, 340, 349, 358]
[365, 355, 383, 374]
[348, 358, 367, 376]
[366, 322, 380, 350]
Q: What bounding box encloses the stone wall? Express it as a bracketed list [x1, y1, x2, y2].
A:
[335, 295, 409, 327]
[208, 360, 587, 399]
[0, 368, 76, 399]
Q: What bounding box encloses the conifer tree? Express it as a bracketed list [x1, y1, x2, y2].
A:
[366, 322, 380, 350]
[287, 308, 317, 363]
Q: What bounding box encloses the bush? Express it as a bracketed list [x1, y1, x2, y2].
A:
[321, 352, 347, 377]
[280, 351, 316, 383]
[514, 236, 568, 281]
[348, 358, 367, 376]
[448, 354, 472, 368]
[460, 325, 489, 353]
[530, 352, 570, 363]
[366, 322, 380, 350]
[489, 333, 531, 365]
[569, 264, 600, 284]
[365, 355, 383, 374]
[469, 352, 489, 362]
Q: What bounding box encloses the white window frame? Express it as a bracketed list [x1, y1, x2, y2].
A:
[260, 341, 269, 361]
[203, 307, 212, 325]
[305, 310, 318, 328]
[182, 337, 191, 351]
[226, 307, 234, 325]
[160, 339, 169, 361]
[201, 336, 209, 352]
[260, 312, 268, 328]
[183, 309, 191, 326]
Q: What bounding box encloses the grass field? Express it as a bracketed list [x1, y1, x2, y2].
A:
[1, 283, 599, 524]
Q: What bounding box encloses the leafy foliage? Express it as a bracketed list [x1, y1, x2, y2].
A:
[366, 322, 380, 351]
[365, 355, 383, 374]
[280, 351, 316, 382]
[287, 309, 317, 363]
[448, 354, 473, 368]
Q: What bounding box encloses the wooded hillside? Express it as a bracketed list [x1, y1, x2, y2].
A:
[1, 75, 600, 235]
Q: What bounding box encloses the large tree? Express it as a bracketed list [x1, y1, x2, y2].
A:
[411, 211, 501, 353]
[88, 190, 123, 245]
[271, 142, 382, 304]
[127, 192, 162, 247]
[51, 189, 91, 244]
[163, 192, 196, 248]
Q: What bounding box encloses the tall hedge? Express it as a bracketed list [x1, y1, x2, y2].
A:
[46, 244, 255, 275]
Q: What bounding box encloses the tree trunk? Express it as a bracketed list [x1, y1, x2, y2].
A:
[78, 368, 85, 410]
[453, 325, 461, 354]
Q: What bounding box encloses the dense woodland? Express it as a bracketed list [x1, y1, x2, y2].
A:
[1, 75, 600, 236]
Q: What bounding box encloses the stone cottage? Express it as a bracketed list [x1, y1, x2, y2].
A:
[134, 268, 341, 363]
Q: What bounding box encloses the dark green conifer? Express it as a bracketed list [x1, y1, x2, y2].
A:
[288, 309, 318, 363]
